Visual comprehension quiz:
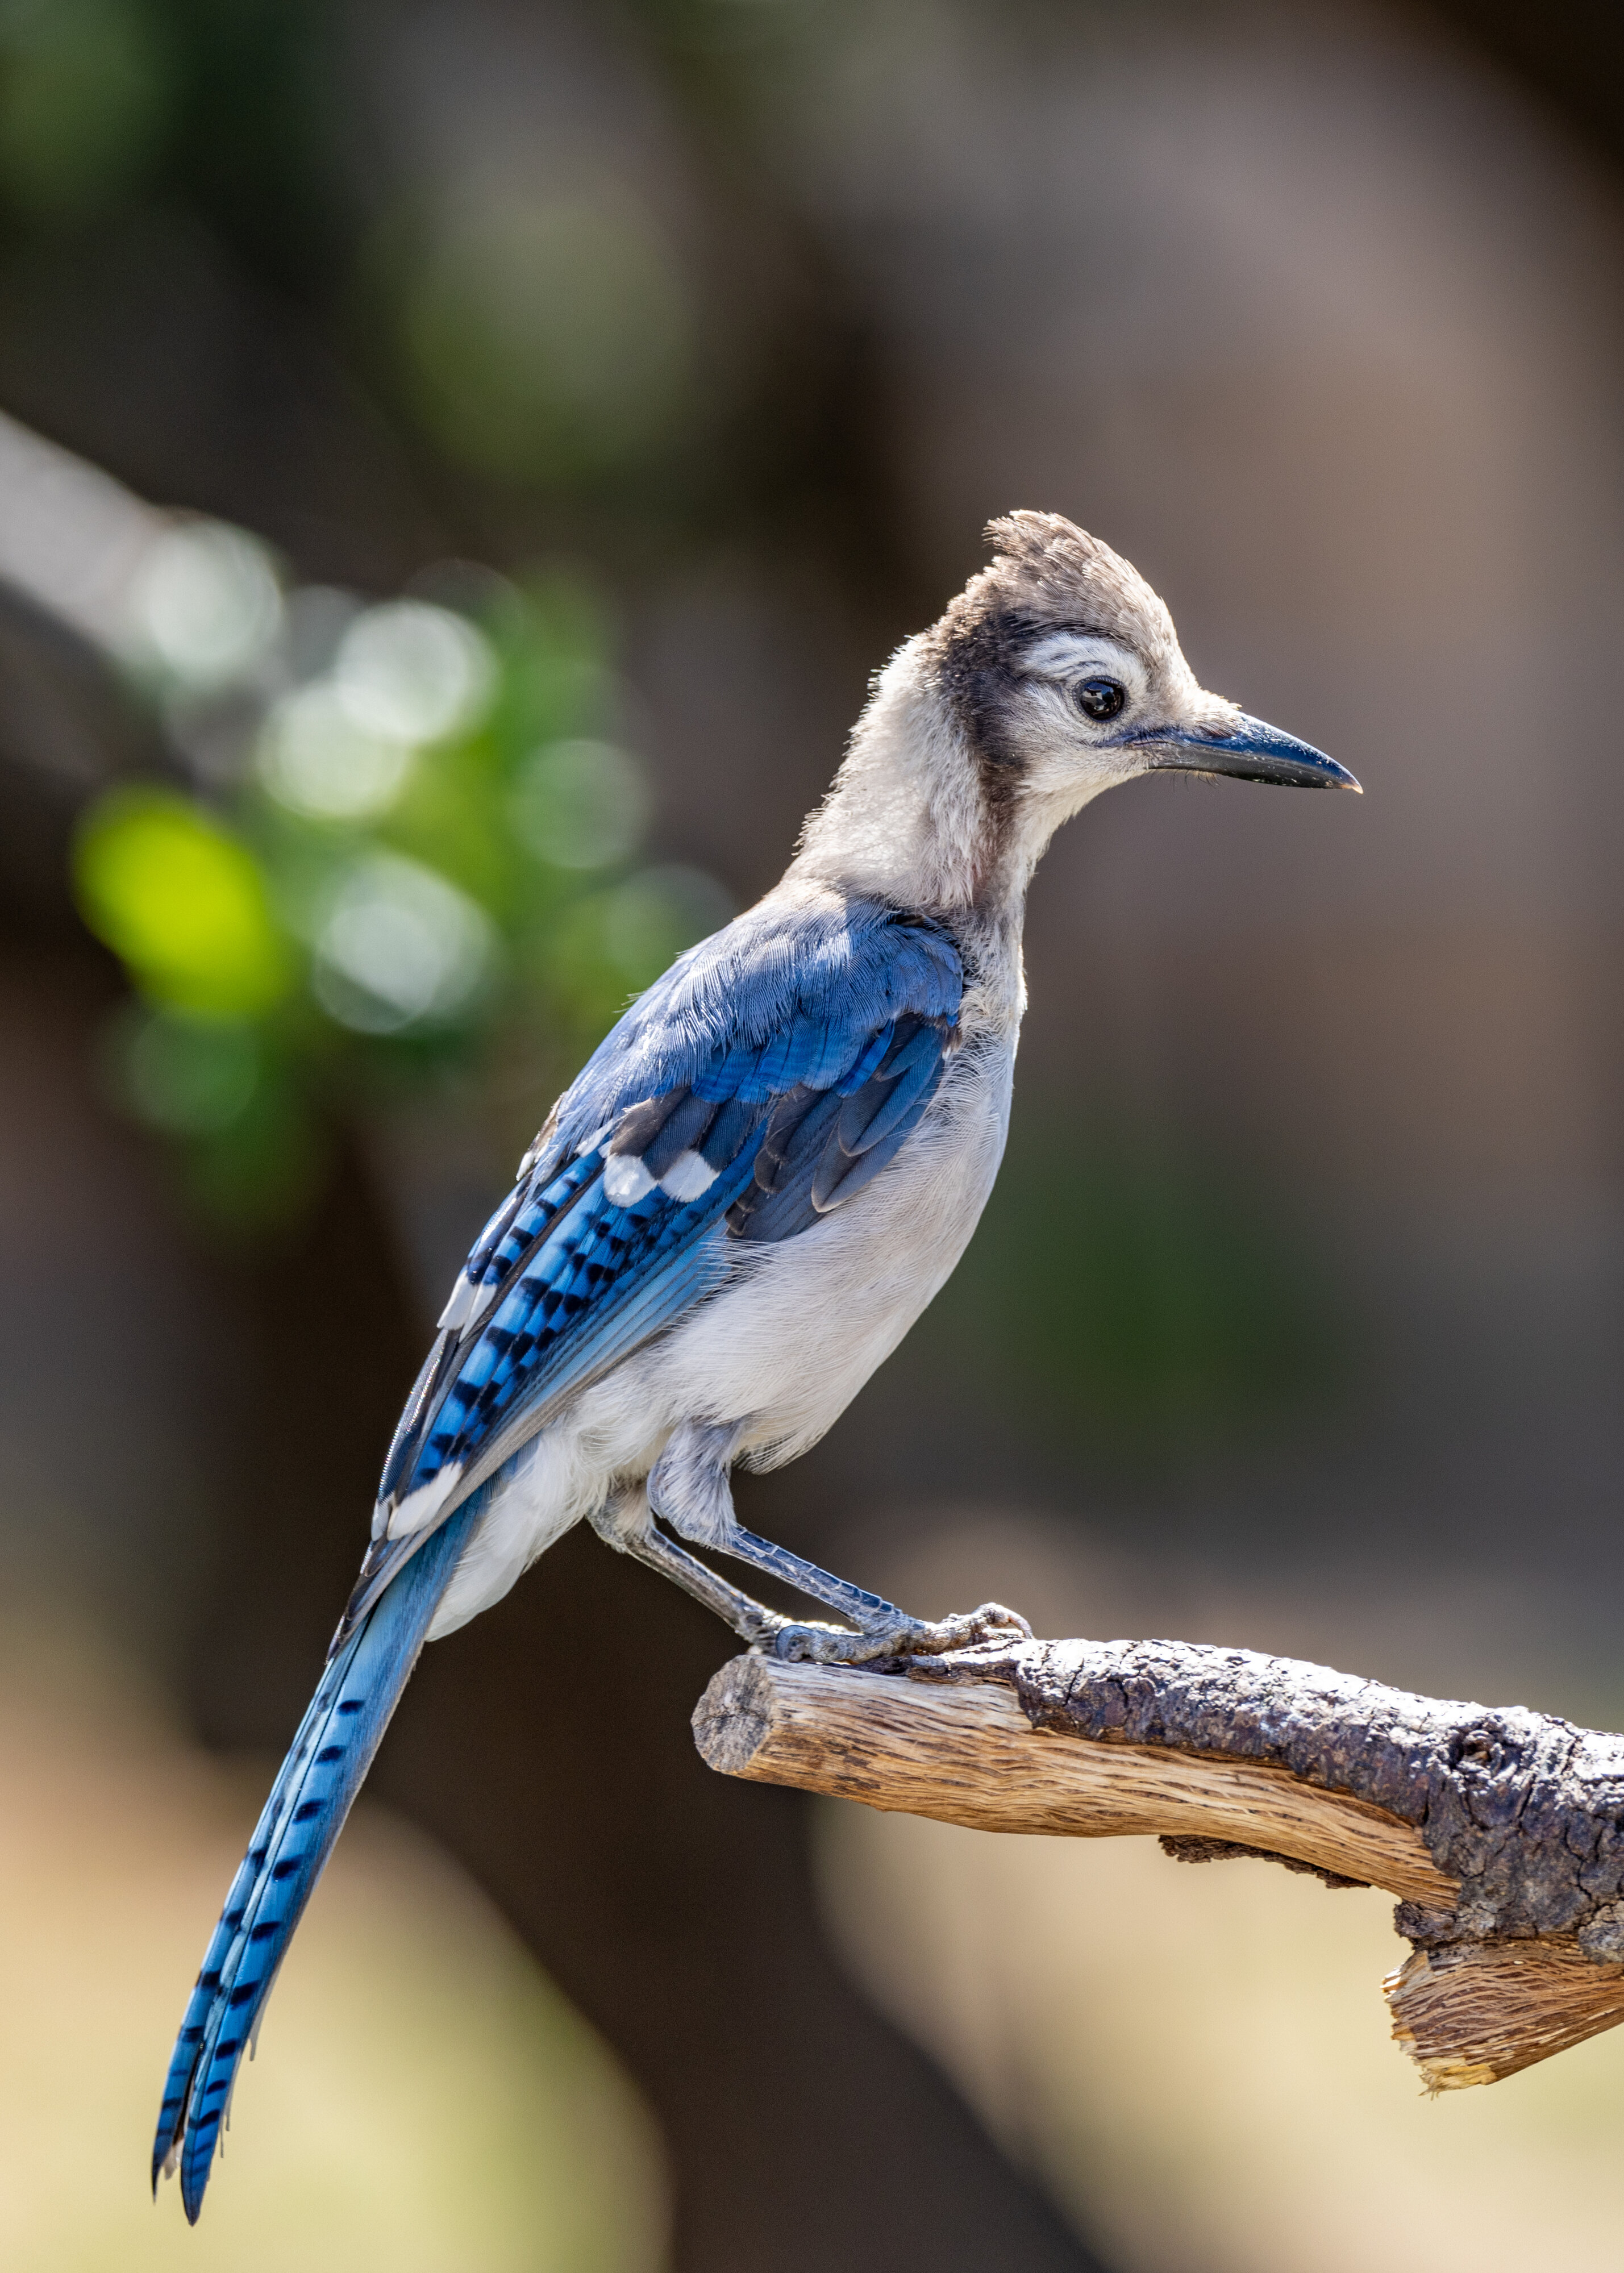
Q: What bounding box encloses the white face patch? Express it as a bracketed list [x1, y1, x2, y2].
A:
[1018, 631, 1147, 711]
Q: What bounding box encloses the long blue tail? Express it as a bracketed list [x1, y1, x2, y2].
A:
[152, 1494, 483, 2221]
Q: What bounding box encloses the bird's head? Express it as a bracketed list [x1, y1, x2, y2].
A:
[797, 509, 1358, 914]
[931, 509, 1359, 813]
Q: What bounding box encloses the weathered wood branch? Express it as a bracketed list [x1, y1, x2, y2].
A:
[692, 1637, 1624, 2089]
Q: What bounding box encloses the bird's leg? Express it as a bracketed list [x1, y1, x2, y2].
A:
[722, 1523, 1030, 1663]
[590, 1486, 850, 1651]
[647, 1423, 1031, 1665]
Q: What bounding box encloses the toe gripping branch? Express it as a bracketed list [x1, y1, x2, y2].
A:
[768, 1601, 1034, 1666]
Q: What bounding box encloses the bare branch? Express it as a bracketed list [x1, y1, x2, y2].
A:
[692, 1638, 1624, 2089]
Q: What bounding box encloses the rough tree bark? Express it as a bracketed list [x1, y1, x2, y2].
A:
[693, 1637, 1624, 2090]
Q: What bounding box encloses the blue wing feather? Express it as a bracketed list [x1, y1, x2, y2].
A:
[554, 892, 961, 1134]
[339, 1145, 761, 1638]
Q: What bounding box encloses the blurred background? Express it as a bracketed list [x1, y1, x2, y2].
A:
[4, 0, 1624, 2267]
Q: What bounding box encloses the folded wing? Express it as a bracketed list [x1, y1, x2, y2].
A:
[345, 895, 963, 1626]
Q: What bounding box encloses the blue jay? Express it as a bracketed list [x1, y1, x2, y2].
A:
[154, 511, 1357, 2217]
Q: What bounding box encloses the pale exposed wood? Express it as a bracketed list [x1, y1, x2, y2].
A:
[691, 1641, 1624, 2088]
[1387, 1940, 1624, 2087]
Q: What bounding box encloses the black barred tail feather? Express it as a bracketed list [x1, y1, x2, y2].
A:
[152, 1492, 485, 2222]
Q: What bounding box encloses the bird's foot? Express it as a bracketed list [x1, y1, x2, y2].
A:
[751, 1615, 859, 1657]
[769, 1601, 1032, 1666]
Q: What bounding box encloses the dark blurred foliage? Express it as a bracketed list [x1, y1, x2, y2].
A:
[908, 1104, 1344, 1463]
[0, 0, 348, 282]
[0, 0, 926, 601]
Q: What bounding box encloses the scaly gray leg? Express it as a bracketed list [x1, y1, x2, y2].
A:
[646, 1422, 1031, 1664]
[589, 1487, 853, 1652]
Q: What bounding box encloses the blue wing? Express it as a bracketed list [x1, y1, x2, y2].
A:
[339, 891, 964, 1633]
[155, 890, 961, 2221]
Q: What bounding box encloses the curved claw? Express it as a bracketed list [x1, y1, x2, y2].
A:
[915, 1601, 1033, 1652]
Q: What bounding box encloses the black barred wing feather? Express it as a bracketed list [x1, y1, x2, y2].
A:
[339, 1140, 762, 1641]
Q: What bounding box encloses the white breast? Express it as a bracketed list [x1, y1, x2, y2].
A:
[653, 1031, 1014, 1468]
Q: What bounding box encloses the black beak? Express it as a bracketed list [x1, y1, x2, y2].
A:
[1136, 713, 1361, 792]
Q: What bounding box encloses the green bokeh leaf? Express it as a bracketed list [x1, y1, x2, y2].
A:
[74, 788, 294, 1017]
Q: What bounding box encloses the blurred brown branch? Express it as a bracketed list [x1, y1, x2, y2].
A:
[693, 1638, 1624, 2092]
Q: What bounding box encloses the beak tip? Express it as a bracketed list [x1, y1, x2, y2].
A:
[1136, 715, 1362, 793]
[1210, 716, 1361, 793]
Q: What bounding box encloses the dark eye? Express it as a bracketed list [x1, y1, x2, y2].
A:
[1073, 676, 1126, 722]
